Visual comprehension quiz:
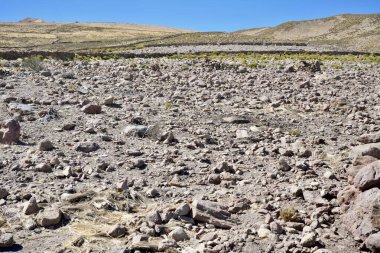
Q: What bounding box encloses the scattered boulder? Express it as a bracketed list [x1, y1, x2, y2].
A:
[0, 188, 9, 199]
[354, 161, 380, 191]
[192, 199, 234, 229]
[38, 140, 54, 151]
[81, 104, 101, 114]
[108, 224, 127, 238]
[23, 196, 40, 215]
[169, 227, 189, 241]
[0, 233, 15, 248]
[0, 119, 21, 144]
[36, 208, 62, 227]
[75, 142, 99, 153]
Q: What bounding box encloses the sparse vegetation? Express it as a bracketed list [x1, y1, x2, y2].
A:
[280, 208, 298, 222]
[21, 55, 44, 71]
[164, 101, 174, 110]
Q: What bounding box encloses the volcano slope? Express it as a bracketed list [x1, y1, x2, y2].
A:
[0, 53, 380, 253]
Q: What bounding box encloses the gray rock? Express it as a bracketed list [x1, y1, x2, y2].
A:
[279, 158, 291, 171]
[38, 140, 54, 151]
[269, 221, 284, 234]
[23, 197, 40, 215]
[365, 232, 380, 253]
[303, 190, 328, 205]
[175, 203, 191, 216]
[146, 210, 162, 224]
[0, 188, 9, 199]
[222, 116, 250, 124]
[354, 161, 380, 191]
[108, 224, 127, 238]
[300, 232, 317, 247]
[36, 208, 62, 227]
[81, 104, 101, 114]
[75, 142, 99, 153]
[0, 119, 21, 144]
[169, 227, 189, 241]
[192, 198, 234, 229]
[35, 163, 52, 173]
[0, 233, 15, 248]
[123, 125, 148, 137]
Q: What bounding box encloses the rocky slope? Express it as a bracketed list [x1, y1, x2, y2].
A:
[0, 56, 379, 252]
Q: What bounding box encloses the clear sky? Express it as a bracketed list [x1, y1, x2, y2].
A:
[1, 0, 380, 31]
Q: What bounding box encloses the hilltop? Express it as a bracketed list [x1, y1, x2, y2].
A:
[18, 17, 45, 23]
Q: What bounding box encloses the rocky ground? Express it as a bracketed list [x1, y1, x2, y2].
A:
[116, 44, 339, 56]
[0, 55, 379, 253]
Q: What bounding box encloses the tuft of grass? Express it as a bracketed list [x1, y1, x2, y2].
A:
[280, 208, 298, 222]
[21, 55, 44, 71]
[289, 128, 301, 137]
[164, 101, 173, 110]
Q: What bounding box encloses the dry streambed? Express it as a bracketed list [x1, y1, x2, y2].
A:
[0, 56, 379, 253]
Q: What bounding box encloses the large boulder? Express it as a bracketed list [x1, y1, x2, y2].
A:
[342, 188, 380, 240]
[354, 161, 380, 191]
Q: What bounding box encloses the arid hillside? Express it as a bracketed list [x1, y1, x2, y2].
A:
[0, 21, 191, 51]
[237, 14, 380, 52]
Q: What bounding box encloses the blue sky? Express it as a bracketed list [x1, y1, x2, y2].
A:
[1, 0, 379, 31]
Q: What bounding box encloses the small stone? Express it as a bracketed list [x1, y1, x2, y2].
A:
[23, 196, 40, 215]
[0, 188, 9, 199]
[36, 208, 62, 227]
[0, 233, 15, 248]
[257, 226, 271, 238]
[132, 159, 147, 169]
[35, 163, 52, 173]
[123, 125, 148, 137]
[270, 221, 284, 234]
[75, 142, 99, 153]
[146, 188, 159, 198]
[169, 227, 189, 241]
[300, 232, 317, 247]
[38, 140, 54, 151]
[146, 210, 162, 224]
[81, 104, 101, 114]
[175, 203, 191, 216]
[108, 224, 127, 238]
[208, 174, 221, 185]
[290, 185, 303, 197]
[323, 170, 334, 179]
[158, 239, 178, 251]
[279, 158, 291, 171]
[103, 96, 115, 106]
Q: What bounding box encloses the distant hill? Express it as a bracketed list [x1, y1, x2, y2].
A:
[19, 17, 45, 23]
[0, 21, 192, 51]
[236, 14, 380, 52]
